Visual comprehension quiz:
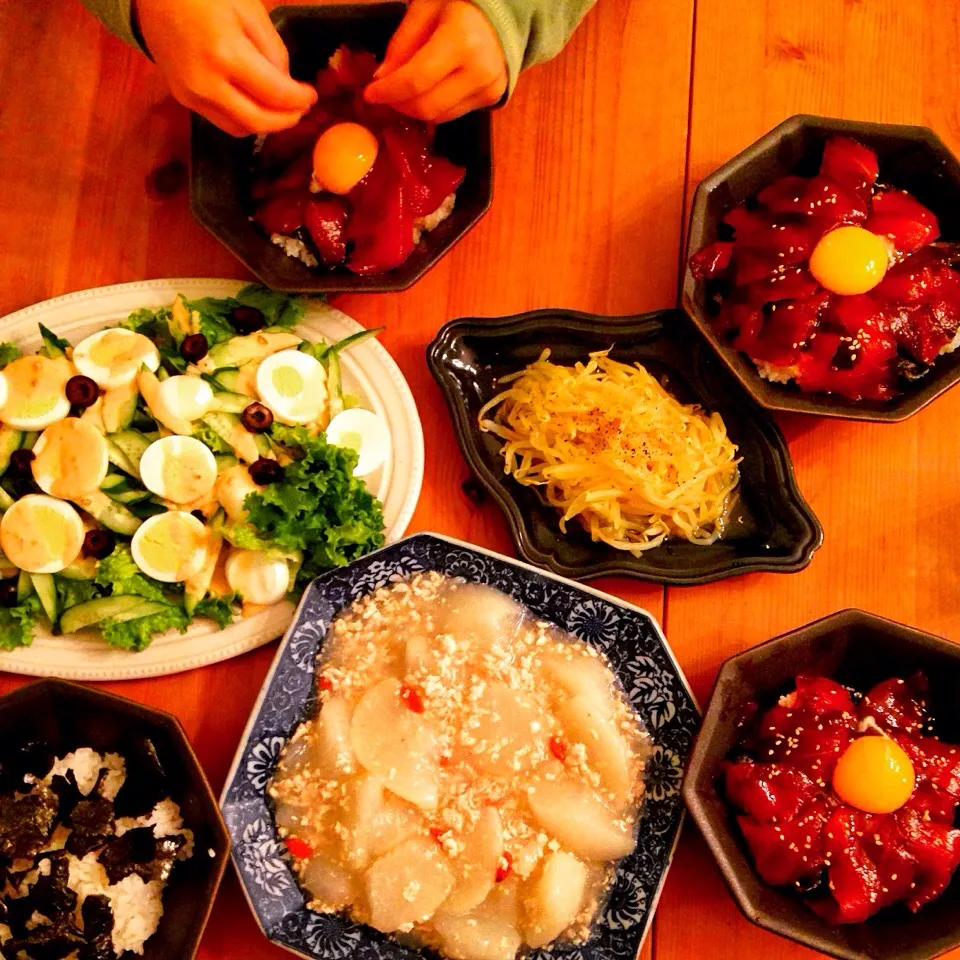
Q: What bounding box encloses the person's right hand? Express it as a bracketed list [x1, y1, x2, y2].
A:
[134, 0, 317, 137]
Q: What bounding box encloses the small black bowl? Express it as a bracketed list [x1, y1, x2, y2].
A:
[682, 114, 960, 422]
[683, 610, 960, 960]
[190, 3, 493, 293]
[427, 308, 822, 585]
[0, 679, 230, 960]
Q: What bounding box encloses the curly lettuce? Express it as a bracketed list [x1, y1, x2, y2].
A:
[0, 594, 42, 649]
[102, 606, 190, 652]
[245, 425, 385, 585]
[95, 545, 167, 602]
[0, 343, 20, 370]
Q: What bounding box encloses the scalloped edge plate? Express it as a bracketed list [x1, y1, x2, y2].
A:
[0, 279, 423, 680]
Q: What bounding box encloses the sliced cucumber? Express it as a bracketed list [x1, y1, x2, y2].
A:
[327, 351, 344, 420]
[0, 427, 24, 475]
[201, 412, 260, 464]
[0, 486, 14, 511]
[21, 432, 40, 452]
[109, 430, 152, 473]
[215, 454, 239, 473]
[320, 326, 384, 359]
[208, 367, 241, 392]
[17, 570, 32, 603]
[38, 324, 68, 359]
[59, 555, 98, 580]
[128, 498, 168, 520]
[72, 490, 142, 536]
[209, 391, 256, 414]
[102, 381, 139, 434]
[105, 439, 139, 479]
[30, 573, 58, 625]
[207, 330, 301, 369]
[60, 596, 170, 634]
[100, 474, 151, 505]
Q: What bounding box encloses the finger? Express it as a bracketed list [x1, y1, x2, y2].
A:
[365, 24, 463, 104]
[389, 68, 477, 121]
[237, 0, 291, 72]
[431, 80, 505, 123]
[229, 39, 317, 111]
[193, 103, 250, 139]
[199, 82, 310, 135]
[375, 0, 444, 77]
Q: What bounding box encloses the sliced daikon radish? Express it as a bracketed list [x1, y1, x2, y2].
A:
[351, 678, 441, 809]
[348, 775, 421, 868]
[405, 632, 434, 673]
[465, 683, 543, 776]
[511, 837, 543, 879]
[311, 696, 355, 778]
[522, 851, 587, 948]
[541, 652, 616, 720]
[274, 802, 307, 833]
[528, 778, 635, 860]
[555, 695, 633, 804]
[443, 807, 503, 914]
[277, 734, 309, 779]
[439, 583, 526, 650]
[302, 853, 353, 910]
[433, 912, 521, 960]
[365, 836, 454, 932]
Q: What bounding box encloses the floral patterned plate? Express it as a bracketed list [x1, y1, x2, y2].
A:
[220, 533, 700, 960]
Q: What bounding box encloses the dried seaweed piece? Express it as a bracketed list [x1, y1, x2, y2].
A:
[66, 777, 115, 858]
[3, 927, 84, 960]
[112, 739, 166, 819]
[48, 769, 84, 823]
[0, 783, 58, 859]
[77, 893, 115, 960]
[98, 827, 159, 884]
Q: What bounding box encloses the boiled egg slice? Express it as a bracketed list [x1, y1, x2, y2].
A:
[325, 408, 390, 477]
[0, 494, 84, 574]
[131, 510, 209, 583]
[256, 349, 327, 425]
[32, 418, 109, 499]
[0, 355, 72, 430]
[157, 375, 214, 422]
[73, 328, 160, 389]
[313, 122, 379, 195]
[0, 371, 8, 411]
[140, 435, 218, 505]
[225, 548, 290, 605]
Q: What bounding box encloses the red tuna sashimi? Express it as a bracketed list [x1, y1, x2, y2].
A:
[254, 192, 307, 235]
[868, 189, 940, 255]
[738, 797, 832, 886]
[316, 46, 379, 96]
[346, 154, 416, 274]
[759, 175, 868, 227]
[382, 121, 465, 218]
[250, 152, 313, 202]
[734, 223, 820, 285]
[256, 103, 336, 170]
[725, 762, 820, 822]
[859, 674, 929, 734]
[819, 136, 880, 202]
[305, 197, 349, 268]
[688, 241, 733, 279]
[742, 266, 821, 305]
[745, 295, 828, 366]
[895, 808, 960, 910]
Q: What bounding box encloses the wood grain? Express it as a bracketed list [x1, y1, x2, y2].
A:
[0, 0, 692, 956]
[657, 2, 960, 959]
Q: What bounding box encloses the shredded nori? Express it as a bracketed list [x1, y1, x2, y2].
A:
[0, 782, 58, 859]
[111, 738, 167, 818]
[77, 894, 115, 960]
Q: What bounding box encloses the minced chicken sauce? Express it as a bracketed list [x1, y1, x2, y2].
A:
[269, 573, 650, 960]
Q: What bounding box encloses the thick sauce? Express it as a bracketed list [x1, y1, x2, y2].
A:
[270, 573, 649, 960]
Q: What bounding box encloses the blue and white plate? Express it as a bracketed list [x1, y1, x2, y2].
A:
[221, 533, 700, 960]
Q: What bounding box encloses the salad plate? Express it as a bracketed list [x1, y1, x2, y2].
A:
[0, 279, 423, 680]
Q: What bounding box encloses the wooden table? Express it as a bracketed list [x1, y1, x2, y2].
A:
[1, 1, 958, 957]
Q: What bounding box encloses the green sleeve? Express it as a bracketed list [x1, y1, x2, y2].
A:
[471, 0, 597, 96]
[79, 0, 147, 54]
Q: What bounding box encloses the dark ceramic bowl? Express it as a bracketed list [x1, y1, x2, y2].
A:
[222, 532, 700, 960]
[0, 679, 230, 960]
[190, 3, 493, 293]
[683, 609, 960, 960]
[682, 114, 960, 422]
[427, 308, 823, 585]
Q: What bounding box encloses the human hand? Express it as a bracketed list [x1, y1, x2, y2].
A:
[363, 0, 507, 123]
[134, 0, 317, 136]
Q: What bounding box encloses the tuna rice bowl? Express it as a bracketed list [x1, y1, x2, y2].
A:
[0, 744, 193, 958]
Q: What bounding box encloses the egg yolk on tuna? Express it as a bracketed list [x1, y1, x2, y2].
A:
[0, 356, 70, 421]
[809, 225, 890, 296]
[832, 735, 915, 814]
[313, 122, 379, 195]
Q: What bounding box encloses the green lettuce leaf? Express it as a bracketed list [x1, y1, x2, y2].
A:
[194, 595, 238, 629]
[211, 513, 280, 551]
[245, 425, 385, 585]
[191, 422, 233, 455]
[121, 306, 172, 336]
[0, 594, 43, 649]
[0, 343, 20, 370]
[95, 545, 168, 602]
[235, 285, 305, 328]
[56, 578, 101, 611]
[102, 605, 190, 652]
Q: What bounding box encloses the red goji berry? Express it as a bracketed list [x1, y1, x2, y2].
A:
[549, 736, 568, 761]
[285, 837, 313, 859]
[400, 683, 425, 713]
[495, 851, 513, 883]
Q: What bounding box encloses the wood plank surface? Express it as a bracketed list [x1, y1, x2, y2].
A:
[0, 0, 693, 956]
[656, 2, 960, 959]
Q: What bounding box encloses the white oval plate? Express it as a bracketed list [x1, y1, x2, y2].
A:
[0, 279, 423, 680]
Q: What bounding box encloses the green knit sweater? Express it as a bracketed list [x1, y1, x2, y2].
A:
[80, 0, 597, 95]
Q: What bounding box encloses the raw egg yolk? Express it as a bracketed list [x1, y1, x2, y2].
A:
[832, 736, 915, 814]
[809, 225, 890, 296]
[312, 122, 379, 195]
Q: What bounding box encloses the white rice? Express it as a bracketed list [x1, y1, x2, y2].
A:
[754, 359, 799, 384]
[270, 233, 318, 268]
[939, 327, 960, 355]
[1, 748, 193, 957]
[412, 192, 457, 244]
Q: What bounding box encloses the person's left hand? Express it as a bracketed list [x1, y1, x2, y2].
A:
[363, 0, 508, 123]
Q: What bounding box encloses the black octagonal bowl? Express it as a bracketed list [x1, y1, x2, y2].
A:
[683, 610, 960, 960]
[0, 679, 230, 960]
[427, 308, 822, 585]
[190, 3, 493, 293]
[682, 114, 960, 422]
